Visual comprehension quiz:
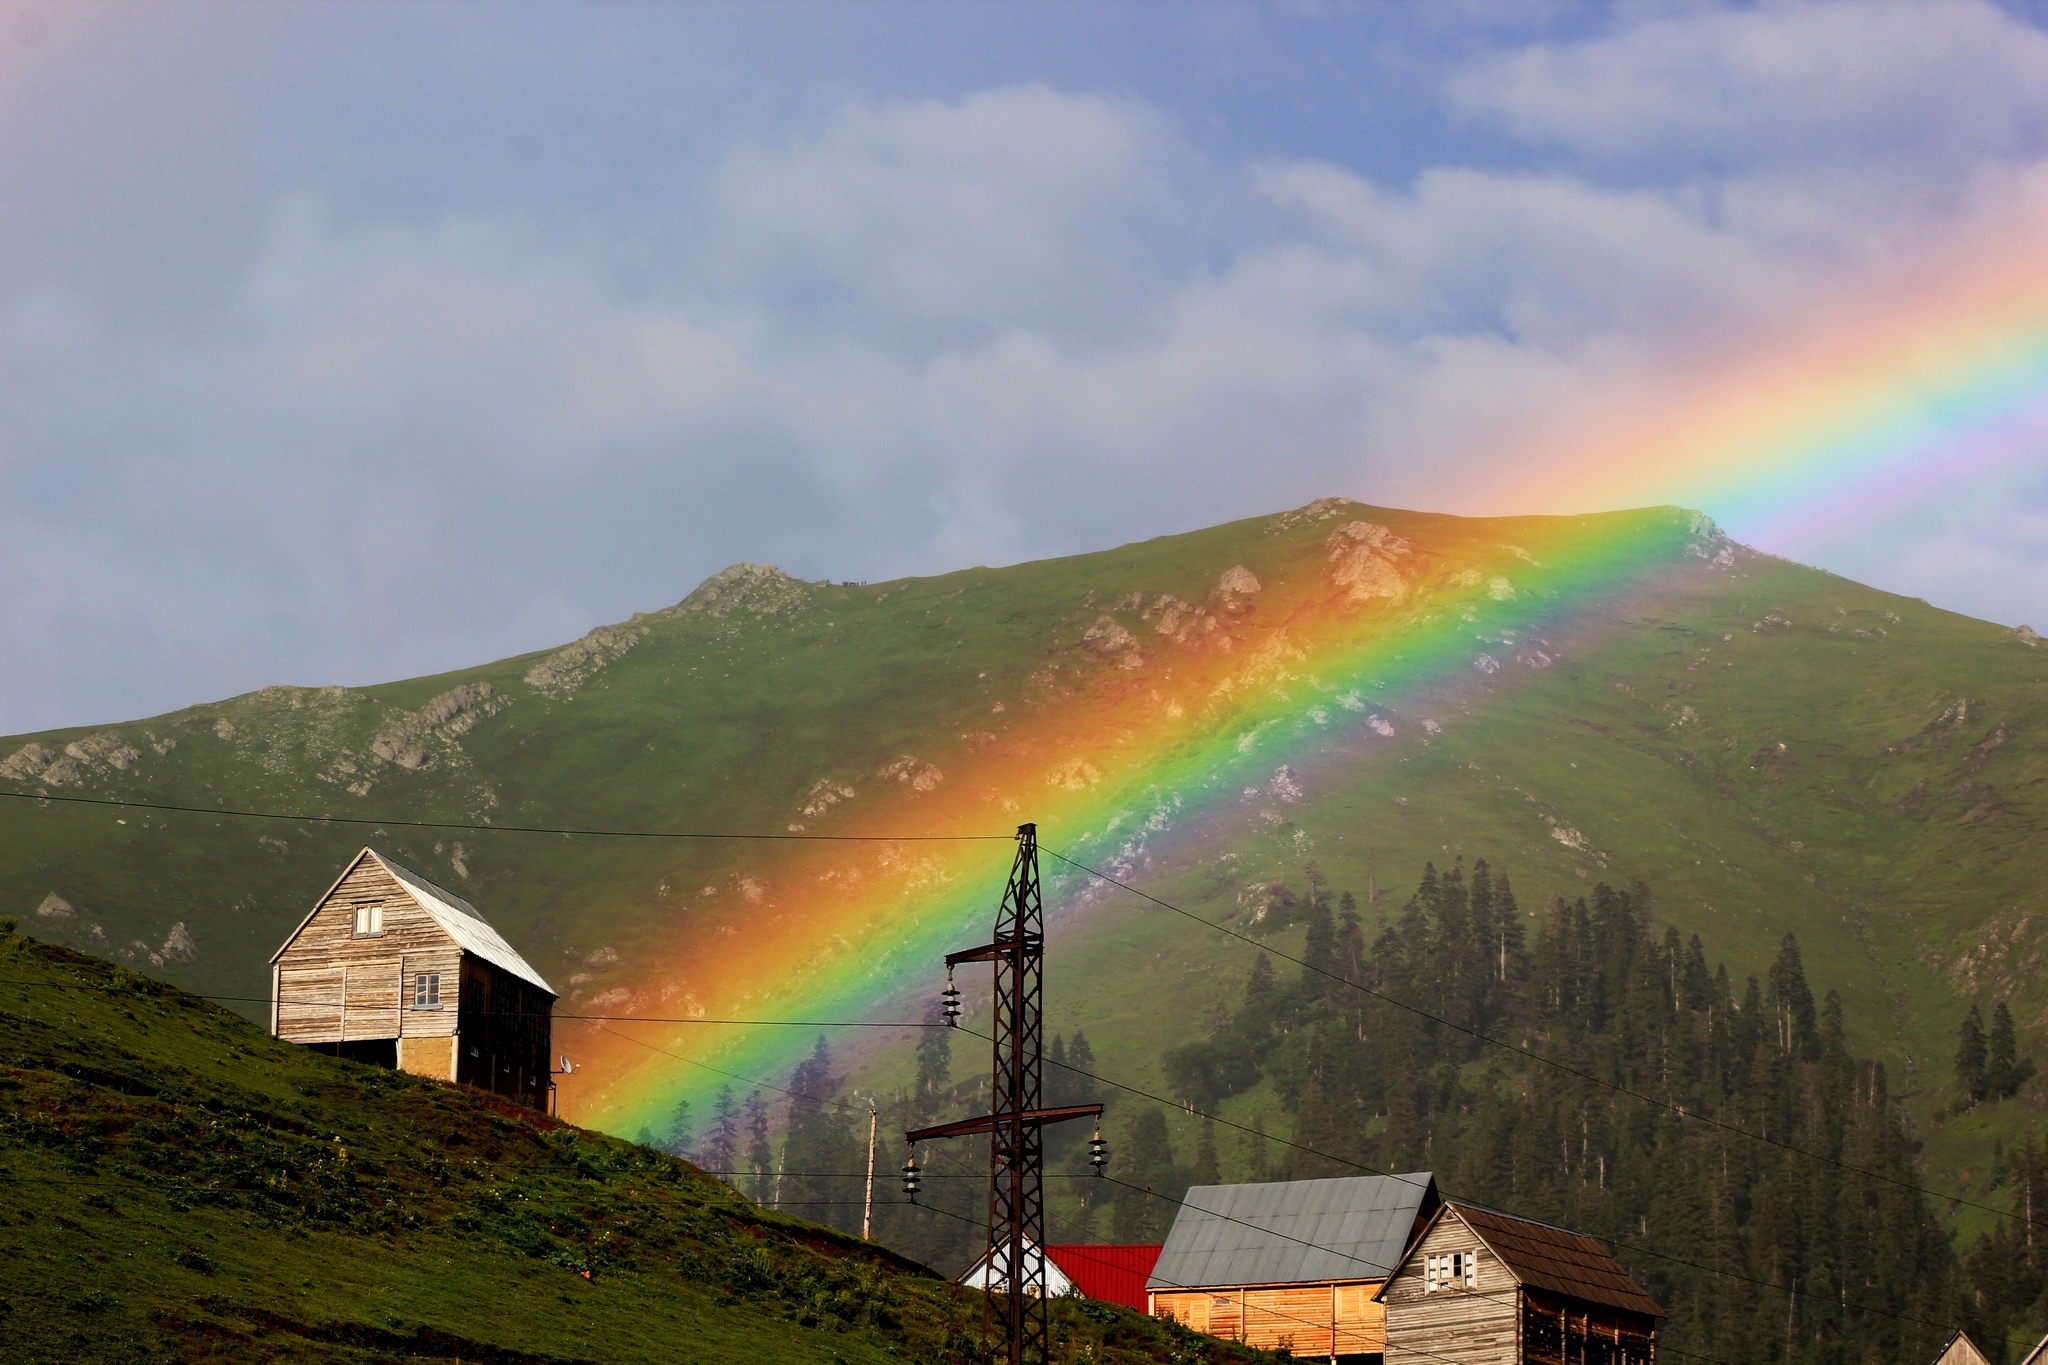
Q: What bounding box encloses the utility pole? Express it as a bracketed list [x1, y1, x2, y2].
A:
[863, 1101, 878, 1240]
[905, 823, 1102, 1365]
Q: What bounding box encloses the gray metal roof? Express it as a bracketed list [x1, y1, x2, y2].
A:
[374, 850, 556, 996]
[1148, 1173, 1438, 1291]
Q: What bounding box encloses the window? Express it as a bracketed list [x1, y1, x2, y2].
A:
[414, 973, 441, 1008]
[1425, 1252, 1480, 1292]
[352, 903, 383, 936]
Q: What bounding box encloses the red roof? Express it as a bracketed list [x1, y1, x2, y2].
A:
[1045, 1244, 1162, 1312]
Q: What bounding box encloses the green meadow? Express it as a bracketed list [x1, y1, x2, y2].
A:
[2, 497, 2042, 1258]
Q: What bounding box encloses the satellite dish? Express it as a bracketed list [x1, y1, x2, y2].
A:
[560, 1054, 573, 1072]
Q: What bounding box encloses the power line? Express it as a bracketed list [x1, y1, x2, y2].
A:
[0, 978, 949, 1028]
[0, 788, 1014, 842]
[1043, 845, 2047, 1234]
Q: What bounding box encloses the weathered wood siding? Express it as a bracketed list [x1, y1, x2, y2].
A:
[275, 858, 461, 1044]
[1382, 1208, 1518, 1365]
[1153, 1280, 1384, 1356]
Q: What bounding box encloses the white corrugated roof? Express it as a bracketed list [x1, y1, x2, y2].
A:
[369, 850, 556, 995]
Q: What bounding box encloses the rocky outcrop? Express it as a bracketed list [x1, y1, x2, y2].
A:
[669, 563, 812, 622]
[1, 732, 139, 787]
[525, 622, 650, 698]
[878, 756, 944, 792]
[1327, 522, 1413, 603]
[320, 682, 506, 793]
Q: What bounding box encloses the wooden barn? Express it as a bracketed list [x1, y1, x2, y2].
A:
[1147, 1173, 1441, 1361]
[270, 848, 556, 1110]
[1377, 1201, 1662, 1365]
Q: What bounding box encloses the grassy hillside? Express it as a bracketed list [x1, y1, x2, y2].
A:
[1, 497, 2042, 1239]
[0, 926, 1261, 1363]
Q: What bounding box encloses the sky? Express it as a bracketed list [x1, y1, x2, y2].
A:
[4, 0, 2048, 736]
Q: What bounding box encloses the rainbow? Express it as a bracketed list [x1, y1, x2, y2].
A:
[1468, 215, 2048, 545]
[565, 220, 2048, 1139]
[562, 507, 1710, 1136]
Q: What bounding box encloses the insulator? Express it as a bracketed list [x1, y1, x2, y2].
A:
[941, 968, 961, 1027]
[901, 1152, 922, 1202]
[1088, 1126, 1109, 1176]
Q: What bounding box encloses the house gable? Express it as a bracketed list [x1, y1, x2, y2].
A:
[273, 851, 465, 1045]
[1378, 1204, 1518, 1364]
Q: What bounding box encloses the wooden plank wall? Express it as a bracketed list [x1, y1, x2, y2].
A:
[275, 858, 461, 1044]
[1381, 1209, 1519, 1365]
[1153, 1280, 1384, 1356]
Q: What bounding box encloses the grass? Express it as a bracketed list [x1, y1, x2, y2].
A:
[0, 928, 1268, 1363]
[1, 497, 2043, 1256]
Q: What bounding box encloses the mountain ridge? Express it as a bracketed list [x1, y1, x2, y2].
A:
[2, 497, 2042, 1242]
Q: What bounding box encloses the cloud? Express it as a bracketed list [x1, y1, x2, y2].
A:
[1449, 0, 2048, 169]
[703, 86, 1203, 347]
[7, 15, 2048, 733]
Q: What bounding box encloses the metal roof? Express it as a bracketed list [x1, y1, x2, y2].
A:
[1439, 1202, 1664, 1318]
[1148, 1173, 1439, 1291]
[1044, 1244, 1161, 1311]
[368, 851, 556, 996]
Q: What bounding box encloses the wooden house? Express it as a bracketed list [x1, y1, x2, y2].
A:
[1931, 1331, 1992, 1365]
[1147, 1173, 1441, 1361]
[2018, 1330, 2048, 1365]
[1377, 1201, 1662, 1365]
[270, 848, 556, 1110]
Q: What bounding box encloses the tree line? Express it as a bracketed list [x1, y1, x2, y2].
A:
[653, 854, 2046, 1363]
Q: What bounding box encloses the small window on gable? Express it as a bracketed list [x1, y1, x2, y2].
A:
[1426, 1251, 1478, 1292]
[352, 903, 383, 937]
[414, 973, 441, 1008]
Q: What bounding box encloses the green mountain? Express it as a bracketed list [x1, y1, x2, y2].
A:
[2, 497, 2042, 1244]
[0, 927, 1260, 1363]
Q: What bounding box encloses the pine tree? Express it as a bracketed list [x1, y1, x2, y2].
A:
[664, 1097, 696, 1158]
[1958, 1005, 1989, 1105]
[1767, 933, 1818, 1059]
[1986, 1000, 2033, 1100]
[744, 1089, 773, 1204]
[1112, 1109, 1179, 1242]
[781, 1037, 863, 1234]
[1302, 885, 1337, 995]
[1066, 1032, 1102, 1108]
[1243, 1118, 1271, 1183]
[914, 1005, 952, 1119]
[1191, 1118, 1221, 1188]
[1244, 952, 1277, 1007]
[700, 1084, 740, 1179]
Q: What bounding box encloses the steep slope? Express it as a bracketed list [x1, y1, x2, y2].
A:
[1, 498, 2041, 1222]
[0, 926, 1258, 1363]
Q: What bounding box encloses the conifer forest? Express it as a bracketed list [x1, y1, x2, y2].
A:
[708, 857, 2048, 1365]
